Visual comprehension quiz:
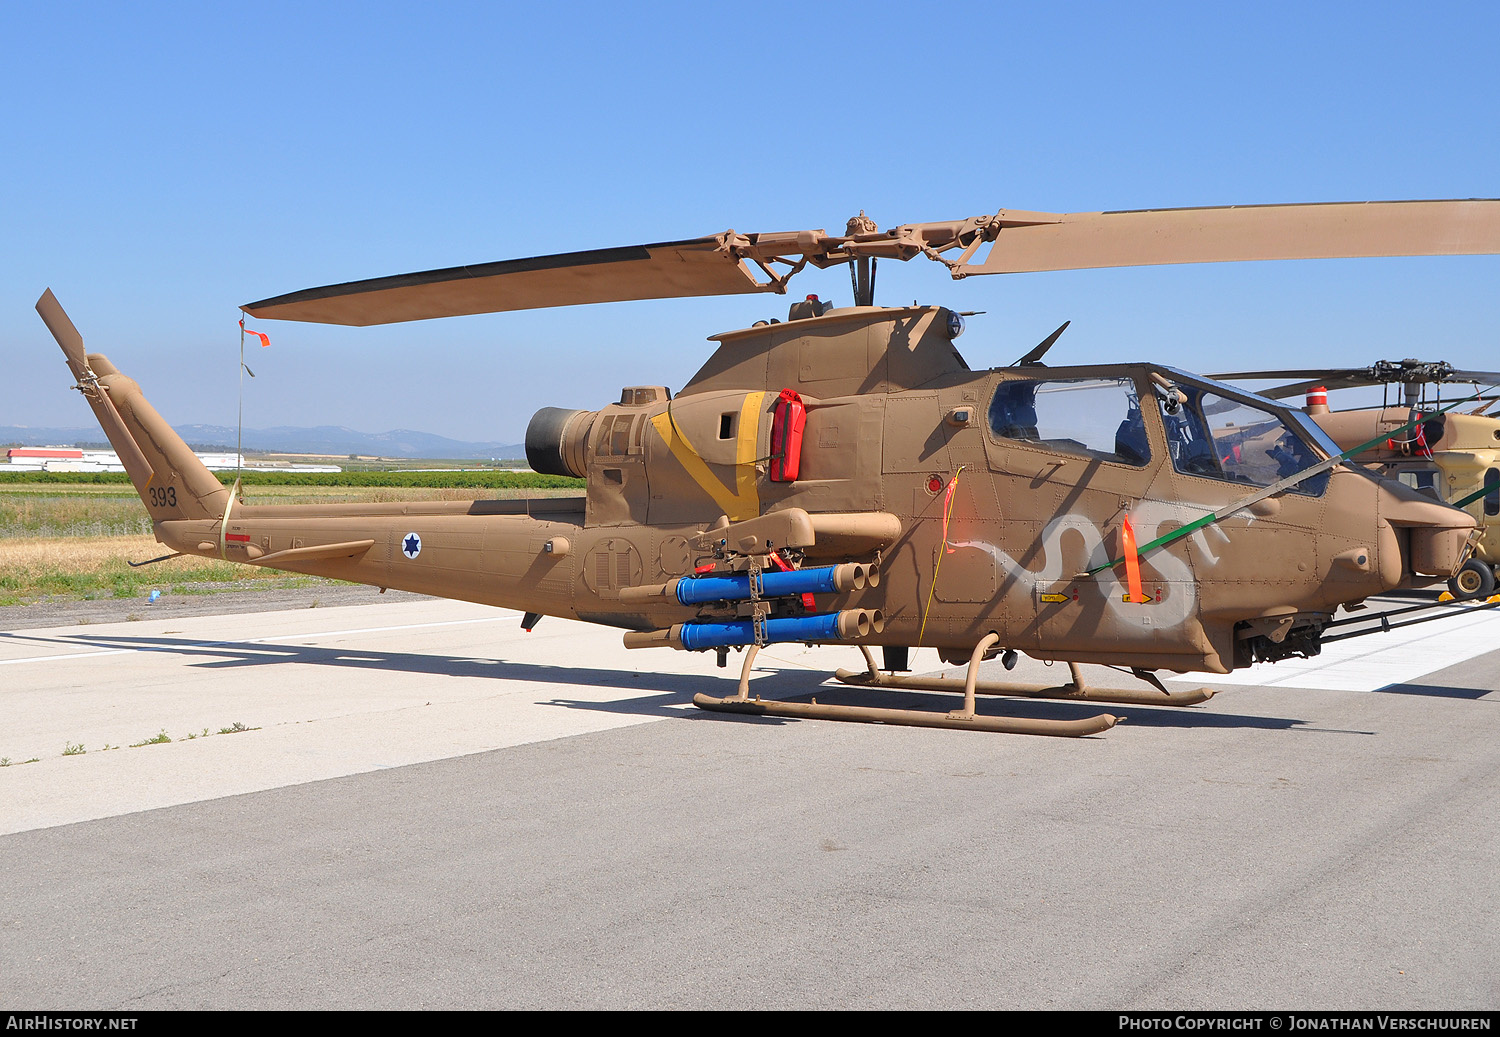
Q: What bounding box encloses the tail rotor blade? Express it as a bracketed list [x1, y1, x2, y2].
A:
[36, 289, 89, 378]
[33, 289, 156, 487]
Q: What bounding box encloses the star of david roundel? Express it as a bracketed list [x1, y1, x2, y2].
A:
[401, 532, 422, 559]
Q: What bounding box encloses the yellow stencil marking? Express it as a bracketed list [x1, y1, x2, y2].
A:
[650, 391, 765, 521]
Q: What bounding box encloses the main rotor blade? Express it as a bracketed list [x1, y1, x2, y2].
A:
[243, 199, 1500, 326]
[1216, 362, 1500, 400]
[1212, 368, 1371, 382]
[961, 199, 1500, 275]
[1447, 368, 1500, 384]
[1248, 376, 1381, 401]
[1211, 368, 1379, 400]
[242, 236, 781, 326]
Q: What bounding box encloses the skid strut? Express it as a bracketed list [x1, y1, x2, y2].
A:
[835, 646, 1216, 707]
[692, 634, 1120, 737]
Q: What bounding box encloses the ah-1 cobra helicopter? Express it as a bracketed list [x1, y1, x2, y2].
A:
[36, 199, 1500, 736]
[1213, 359, 1500, 599]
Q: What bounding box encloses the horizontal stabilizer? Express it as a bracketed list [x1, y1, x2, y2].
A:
[243, 539, 376, 565]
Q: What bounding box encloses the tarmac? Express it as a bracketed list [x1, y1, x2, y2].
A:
[2, 595, 1497, 1009]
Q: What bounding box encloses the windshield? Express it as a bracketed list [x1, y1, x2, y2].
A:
[1155, 369, 1331, 495]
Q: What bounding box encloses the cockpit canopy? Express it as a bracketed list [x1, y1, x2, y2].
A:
[987, 367, 1337, 495]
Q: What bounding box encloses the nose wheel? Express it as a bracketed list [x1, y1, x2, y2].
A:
[1448, 559, 1496, 600]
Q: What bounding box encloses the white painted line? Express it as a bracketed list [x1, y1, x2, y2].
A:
[0, 648, 137, 666]
[0, 614, 515, 667]
[0, 603, 699, 835]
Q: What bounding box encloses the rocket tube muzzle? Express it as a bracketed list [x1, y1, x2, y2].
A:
[704, 563, 878, 603]
[619, 564, 878, 606]
[676, 563, 878, 605]
[623, 609, 885, 651]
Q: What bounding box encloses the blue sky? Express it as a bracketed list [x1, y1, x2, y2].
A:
[3, 1, 1498, 444]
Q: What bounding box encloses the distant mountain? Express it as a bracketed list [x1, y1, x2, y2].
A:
[0, 424, 526, 460]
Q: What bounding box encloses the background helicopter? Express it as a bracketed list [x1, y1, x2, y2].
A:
[1214, 360, 1500, 599]
[37, 199, 1500, 737]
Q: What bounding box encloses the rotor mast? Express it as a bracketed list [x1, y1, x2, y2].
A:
[846, 212, 879, 306]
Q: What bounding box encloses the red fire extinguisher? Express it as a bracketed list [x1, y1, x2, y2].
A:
[769, 388, 806, 482]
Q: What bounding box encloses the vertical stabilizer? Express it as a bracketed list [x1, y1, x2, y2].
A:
[36, 290, 230, 522]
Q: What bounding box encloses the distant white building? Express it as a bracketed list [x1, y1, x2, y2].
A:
[3, 447, 342, 474]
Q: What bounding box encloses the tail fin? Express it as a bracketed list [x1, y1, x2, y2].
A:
[36, 290, 230, 522]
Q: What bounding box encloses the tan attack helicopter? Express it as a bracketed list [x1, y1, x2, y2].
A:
[36, 199, 1500, 736]
[1213, 359, 1500, 599]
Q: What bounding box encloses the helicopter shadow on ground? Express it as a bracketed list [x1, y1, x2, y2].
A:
[647, 679, 1310, 734]
[2, 630, 1315, 731]
[1372, 682, 1496, 700]
[0, 629, 745, 718]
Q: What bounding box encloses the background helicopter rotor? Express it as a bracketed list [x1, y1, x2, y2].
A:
[1212, 359, 1500, 404]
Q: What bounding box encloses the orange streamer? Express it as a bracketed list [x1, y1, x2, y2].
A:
[239, 318, 270, 347]
[940, 467, 962, 553]
[1121, 515, 1146, 604]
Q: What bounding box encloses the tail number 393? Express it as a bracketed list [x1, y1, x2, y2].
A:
[148, 486, 178, 508]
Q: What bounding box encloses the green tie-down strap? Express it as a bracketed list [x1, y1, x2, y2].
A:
[1450, 482, 1494, 511]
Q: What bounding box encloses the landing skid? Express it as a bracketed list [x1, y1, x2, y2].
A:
[692, 635, 1126, 737]
[836, 646, 1217, 707]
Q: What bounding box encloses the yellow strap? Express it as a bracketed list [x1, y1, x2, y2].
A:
[918, 467, 965, 644]
[218, 477, 240, 560]
[649, 392, 765, 521]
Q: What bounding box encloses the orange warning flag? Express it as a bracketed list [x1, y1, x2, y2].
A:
[1121, 515, 1146, 604]
[940, 466, 963, 554]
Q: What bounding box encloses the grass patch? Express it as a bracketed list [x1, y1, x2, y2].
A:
[131, 729, 172, 747]
[0, 536, 343, 604]
[0, 478, 581, 601]
[0, 493, 153, 538]
[62, 742, 85, 756]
